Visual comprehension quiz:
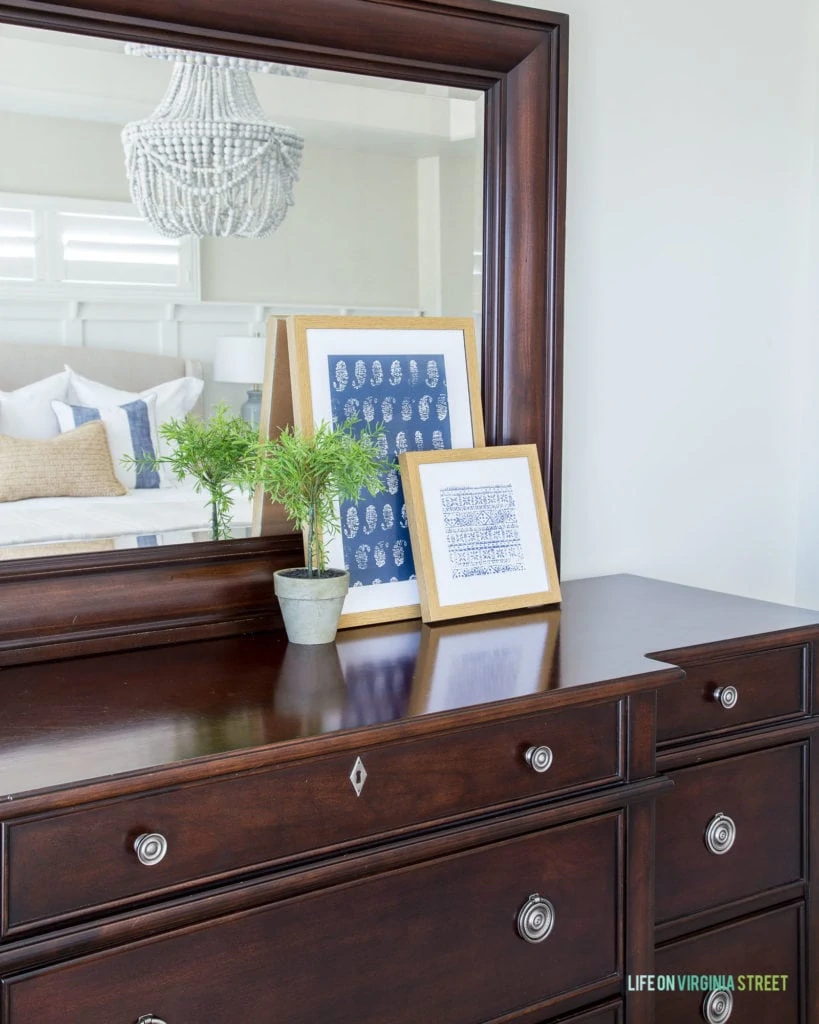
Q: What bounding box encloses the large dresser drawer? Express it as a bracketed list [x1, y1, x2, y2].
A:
[654, 903, 802, 1022]
[4, 699, 622, 934]
[655, 744, 804, 925]
[657, 645, 807, 745]
[3, 815, 621, 1024]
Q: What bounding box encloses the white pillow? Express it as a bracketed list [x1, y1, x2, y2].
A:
[65, 367, 203, 433]
[52, 394, 161, 491]
[0, 371, 69, 440]
[65, 367, 203, 488]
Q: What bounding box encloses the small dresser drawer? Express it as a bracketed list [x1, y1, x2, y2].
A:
[4, 699, 622, 933]
[655, 903, 801, 1022]
[655, 744, 804, 925]
[657, 645, 806, 744]
[3, 815, 621, 1024]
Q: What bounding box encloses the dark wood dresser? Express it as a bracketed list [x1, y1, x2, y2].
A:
[0, 574, 816, 1024]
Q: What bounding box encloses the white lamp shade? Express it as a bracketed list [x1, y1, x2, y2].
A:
[212, 336, 267, 384]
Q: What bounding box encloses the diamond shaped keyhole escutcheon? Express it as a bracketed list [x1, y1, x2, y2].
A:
[350, 756, 367, 797]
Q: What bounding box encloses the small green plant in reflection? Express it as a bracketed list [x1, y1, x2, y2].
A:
[248, 417, 393, 576]
[123, 402, 257, 541]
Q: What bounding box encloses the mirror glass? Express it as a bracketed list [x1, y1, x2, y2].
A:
[0, 23, 483, 561]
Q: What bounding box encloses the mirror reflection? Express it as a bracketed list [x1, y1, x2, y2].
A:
[0, 24, 483, 560]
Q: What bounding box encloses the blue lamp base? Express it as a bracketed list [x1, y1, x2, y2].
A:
[241, 388, 262, 429]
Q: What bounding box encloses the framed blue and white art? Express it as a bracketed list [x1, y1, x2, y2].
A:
[286, 316, 485, 628]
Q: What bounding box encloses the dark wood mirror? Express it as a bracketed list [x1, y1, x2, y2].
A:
[0, 0, 567, 664]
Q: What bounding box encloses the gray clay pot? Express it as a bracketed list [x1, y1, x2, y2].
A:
[274, 568, 350, 645]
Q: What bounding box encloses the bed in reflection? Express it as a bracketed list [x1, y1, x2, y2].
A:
[0, 341, 252, 559]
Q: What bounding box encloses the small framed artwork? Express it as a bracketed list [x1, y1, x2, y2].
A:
[399, 444, 561, 622]
[286, 315, 485, 628]
[409, 609, 559, 716]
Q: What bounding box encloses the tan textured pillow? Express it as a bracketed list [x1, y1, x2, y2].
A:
[0, 538, 116, 561]
[0, 421, 127, 503]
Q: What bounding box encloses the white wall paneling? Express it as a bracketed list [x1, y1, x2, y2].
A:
[0, 299, 422, 415]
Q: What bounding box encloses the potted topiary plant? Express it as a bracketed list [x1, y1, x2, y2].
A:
[124, 401, 258, 541]
[250, 417, 391, 644]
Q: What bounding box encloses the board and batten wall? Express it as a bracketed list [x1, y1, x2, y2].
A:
[493, 0, 818, 608]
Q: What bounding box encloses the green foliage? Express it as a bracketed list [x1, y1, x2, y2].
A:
[123, 402, 257, 541]
[250, 417, 393, 576]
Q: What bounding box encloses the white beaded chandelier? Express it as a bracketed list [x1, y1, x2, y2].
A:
[122, 45, 305, 239]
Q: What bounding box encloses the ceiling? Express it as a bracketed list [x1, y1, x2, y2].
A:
[0, 24, 483, 157]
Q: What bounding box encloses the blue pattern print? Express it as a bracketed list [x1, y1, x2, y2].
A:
[329, 353, 452, 587]
[441, 484, 525, 578]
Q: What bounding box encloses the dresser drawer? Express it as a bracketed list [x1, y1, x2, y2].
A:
[657, 645, 806, 744]
[655, 744, 804, 925]
[655, 903, 801, 1022]
[3, 815, 621, 1024]
[4, 699, 622, 933]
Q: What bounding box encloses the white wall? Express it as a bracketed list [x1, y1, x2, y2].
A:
[495, 0, 819, 606]
[201, 143, 419, 308]
[0, 111, 129, 201]
[792, 7, 819, 610]
[439, 148, 480, 318]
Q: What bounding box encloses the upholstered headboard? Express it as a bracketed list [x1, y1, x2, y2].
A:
[0, 343, 205, 418]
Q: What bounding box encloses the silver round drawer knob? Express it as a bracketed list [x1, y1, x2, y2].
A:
[137, 1016, 168, 1024]
[516, 893, 555, 943]
[704, 812, 736, 855]
[524, 745, 553, 773]
[702, 988, 734, 1023]
[712, 685, 738, 709]
[134, 832, 168, 866]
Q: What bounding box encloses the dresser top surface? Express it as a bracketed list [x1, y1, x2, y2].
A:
[0, 573, 817, 800]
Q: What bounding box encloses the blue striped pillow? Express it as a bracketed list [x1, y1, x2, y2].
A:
[51, 395, 161, 491]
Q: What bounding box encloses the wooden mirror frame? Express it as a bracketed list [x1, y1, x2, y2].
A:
[0, 0, 567, 664]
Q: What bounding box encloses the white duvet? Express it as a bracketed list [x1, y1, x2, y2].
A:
[0, 485, 253, 550]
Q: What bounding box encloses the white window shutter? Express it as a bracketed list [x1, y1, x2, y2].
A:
[0, 193, 201, 301]
[0, 206, 37, 282]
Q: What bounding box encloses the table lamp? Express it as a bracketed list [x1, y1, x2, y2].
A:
[212, 336, 267, 428]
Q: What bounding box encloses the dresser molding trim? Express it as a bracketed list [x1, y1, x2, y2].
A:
[655, 886, 807, 946]
[623, 801, 656, 1024]
[480, 982, 623, 1024]
[657, 718, 819, 771]
[651, 629, 819, 666]
[626, 692, 658, 781]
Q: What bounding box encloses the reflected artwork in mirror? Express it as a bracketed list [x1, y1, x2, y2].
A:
[0, 22, 484, 561]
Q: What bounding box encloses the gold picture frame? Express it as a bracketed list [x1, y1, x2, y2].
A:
[285, 315, 485, 629]
[399, 444, 561, 622]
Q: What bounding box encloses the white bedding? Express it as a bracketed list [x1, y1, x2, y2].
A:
[0, 485, 253, 550]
